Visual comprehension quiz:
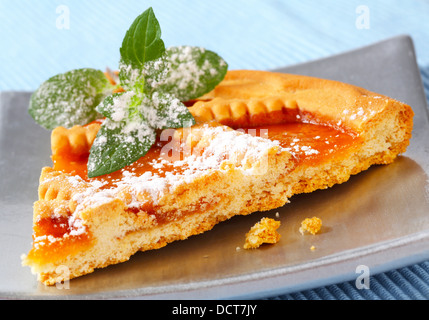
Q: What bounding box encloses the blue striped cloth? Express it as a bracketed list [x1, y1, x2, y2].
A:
[271, 261, 429, 300]
[1, 0, 429, 299]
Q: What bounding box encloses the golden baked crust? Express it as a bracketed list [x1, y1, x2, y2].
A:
[191, 70, 404, 131]
[51, 123, 100, 157]
[22, 70, 414, 285]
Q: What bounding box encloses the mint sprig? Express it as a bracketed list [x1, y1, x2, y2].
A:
[28, 7, 228, 178]
[89, 7, 228, 177]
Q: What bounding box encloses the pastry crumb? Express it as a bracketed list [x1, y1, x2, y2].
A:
[299, 217, 322, 235]
[310, 245, 316, 251]
[243, 217, 281, 249]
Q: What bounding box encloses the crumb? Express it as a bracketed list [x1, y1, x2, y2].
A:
[310, 245, 316, 251]
[275, 212, 280, 218]
[299, 216, 322, 235]
[243, 217, 281, 249]
[236, 246, 241, 251]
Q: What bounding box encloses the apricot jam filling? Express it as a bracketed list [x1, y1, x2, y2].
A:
[28, 215, 93, 264]
[240, 122, 359, 165]
[53, 137, 192, 187]
[53, 112, 360, 184]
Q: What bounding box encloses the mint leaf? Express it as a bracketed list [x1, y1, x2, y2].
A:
[119, 7, 165, 89]
[120, 7, 165, 66]
[87, 117, 156, 178]
[29, 68, 113, 130]
[153, 46, 228, 101]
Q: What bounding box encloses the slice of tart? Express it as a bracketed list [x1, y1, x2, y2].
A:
[22, 70, 413, 285]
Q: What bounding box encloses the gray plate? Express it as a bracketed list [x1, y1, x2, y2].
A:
[1, 35, 429, 299]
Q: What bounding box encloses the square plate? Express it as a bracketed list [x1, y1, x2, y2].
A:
[1, 35, 429, 299]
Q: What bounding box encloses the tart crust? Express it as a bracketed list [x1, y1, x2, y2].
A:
[22, 70, 413, 285]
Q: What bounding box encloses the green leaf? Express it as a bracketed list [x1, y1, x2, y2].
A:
[119, 7, 165, 85]
[153, 46, 228, 101]
[29, 68, 113, 130]
[87, 117, 156, 178]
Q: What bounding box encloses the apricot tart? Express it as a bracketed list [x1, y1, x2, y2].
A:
[22, 70, 413, 285]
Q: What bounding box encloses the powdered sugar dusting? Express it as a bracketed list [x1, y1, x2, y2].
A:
[69, 124, 281, 214]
